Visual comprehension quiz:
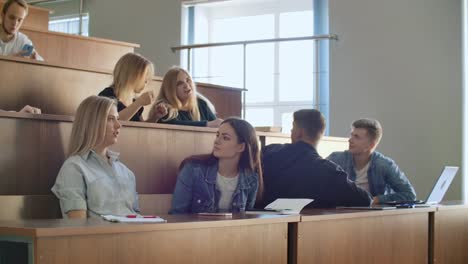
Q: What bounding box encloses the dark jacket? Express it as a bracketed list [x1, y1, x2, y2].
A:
[98, 87, 143, 122]
[158, 98, 216, 127]
[261, 141, 372, 208]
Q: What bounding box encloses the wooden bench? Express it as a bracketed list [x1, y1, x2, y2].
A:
[22, 26, 139, 71]
[0, 194, 173, 220]
[0, 112, 347, 196]
[0, 56, 242, 119]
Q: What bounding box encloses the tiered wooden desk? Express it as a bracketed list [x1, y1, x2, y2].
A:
[431, 202, 468, 264]
[22, 26, 139, 71]
[0, 214, 299, 264]
[0, 56, 242, 119]
[291, 207, 435, 264]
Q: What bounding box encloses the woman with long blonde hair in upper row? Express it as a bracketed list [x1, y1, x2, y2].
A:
[98, 52, 161, 122]
[52, 96, 139, 219]
[151, 66, 223, 127]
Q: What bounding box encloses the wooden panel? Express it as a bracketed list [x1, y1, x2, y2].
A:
[0, 57, 241, 118]
[138, 194, 172, 215]
[433, 206, 468, 264]
[0, 57, 159, 117]
[0, 57, 112, 115]
[0, 113, 348, 196]
[35, 222, 287, 264]
[0, 195, 61, 220]
[22, 27, 138, 71]
[296, 211, 429, 264]
[197, 83, 242, 119]
[258, 131, 348, 157]
[0, 194, 171, 220]
[0, 1, 49, 30]
[0, 113, 215, 195]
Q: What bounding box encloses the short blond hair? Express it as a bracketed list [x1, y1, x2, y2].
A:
[111, 53, 154, 102]
[2, 0, 28, 15]
[68, 96, 116, 157]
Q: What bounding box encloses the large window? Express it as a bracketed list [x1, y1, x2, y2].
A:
[182, 0, 320, 133]
[49, 14, 89, 36]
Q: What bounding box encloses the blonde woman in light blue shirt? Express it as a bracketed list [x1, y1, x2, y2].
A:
[52, 96, 139, 219]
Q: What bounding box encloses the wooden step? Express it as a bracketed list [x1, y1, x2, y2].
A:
[0, 1, 49, 30]
[22, 26, 139, 72]
[0, 56, 242, 118]
[0, 112, 346, 196]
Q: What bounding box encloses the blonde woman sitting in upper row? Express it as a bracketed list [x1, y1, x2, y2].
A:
[98, 53, 158, 122]
[151, 66, 223, 128]
[99, 54, 222, 127]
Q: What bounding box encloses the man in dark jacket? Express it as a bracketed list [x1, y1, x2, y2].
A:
[261, 109, 372, 208]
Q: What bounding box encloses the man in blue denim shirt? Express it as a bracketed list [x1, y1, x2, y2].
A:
[327, 118, 416, 204]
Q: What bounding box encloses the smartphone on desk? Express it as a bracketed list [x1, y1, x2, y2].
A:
[21, 44, 34, 57]
[198, 212, 232, 217]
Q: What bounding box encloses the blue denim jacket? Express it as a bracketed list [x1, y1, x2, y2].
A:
[327, 151, 416, 203]
[170, 161, 259, 214]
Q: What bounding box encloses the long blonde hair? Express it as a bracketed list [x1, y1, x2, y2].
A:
[153, 66, 214, 121]
[111, 53, 154, 102]
[68, 96, 116, 157]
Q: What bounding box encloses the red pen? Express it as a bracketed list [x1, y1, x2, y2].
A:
[126, 214, 157, 218]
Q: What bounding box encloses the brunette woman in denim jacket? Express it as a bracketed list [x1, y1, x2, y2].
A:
[170, 117, 263, 214]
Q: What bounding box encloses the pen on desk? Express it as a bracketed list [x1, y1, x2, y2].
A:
[126, 214, 157, 218]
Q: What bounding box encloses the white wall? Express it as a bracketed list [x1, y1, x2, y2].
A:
[85, 0, 181, 76]
[464, 0, 468, 201]
[329, 0, 463, 200]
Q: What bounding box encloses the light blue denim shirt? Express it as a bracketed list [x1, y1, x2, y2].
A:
[327, 151, 416, 203]
[52, 150, 139, 218]
[170, 161, 259, 214]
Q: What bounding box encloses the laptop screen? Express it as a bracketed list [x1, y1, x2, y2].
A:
[425, 166, 459, 204]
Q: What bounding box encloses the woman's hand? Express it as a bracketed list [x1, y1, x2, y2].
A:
[19, 105, 41, 114]
[135, 91, 155, 106]
[153, 103, 168, 119]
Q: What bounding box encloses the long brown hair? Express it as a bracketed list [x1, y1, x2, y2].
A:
[180, 117, 263, 199]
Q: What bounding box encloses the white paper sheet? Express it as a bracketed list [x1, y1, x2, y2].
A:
[102, 215, 167, 223]
[264, 198, 314, 214]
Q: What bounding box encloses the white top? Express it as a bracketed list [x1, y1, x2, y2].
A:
[354, 162, 370, 192]
[51, 150, 139, 218]
[0, 31, 43, 60]
[216, 172, 239, 210]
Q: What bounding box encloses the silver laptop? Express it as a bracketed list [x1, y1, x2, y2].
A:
[384, 166, 459, 206]
[423, 166, 459, 204]
[339, 166, 459, 210]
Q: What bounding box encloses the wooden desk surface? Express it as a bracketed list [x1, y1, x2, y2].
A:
[0, 213, 300, 238]
[300, 207, 436, 221]
[0, 214, 297, 264]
